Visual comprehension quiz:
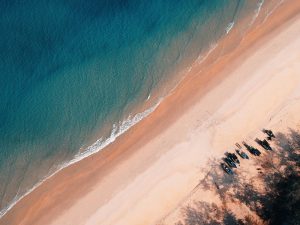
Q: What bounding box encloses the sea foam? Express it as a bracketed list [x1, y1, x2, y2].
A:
[225, 22, 235, 34]
[0, 98, 162, 218]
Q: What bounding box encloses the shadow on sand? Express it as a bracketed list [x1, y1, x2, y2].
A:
[174, 128, 300, 225]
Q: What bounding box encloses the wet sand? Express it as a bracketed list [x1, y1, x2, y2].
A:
[1, 1, 300, 225]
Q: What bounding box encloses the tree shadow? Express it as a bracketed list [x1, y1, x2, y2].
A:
[174, 129, 300, 225]
[181, 201, 244, 225]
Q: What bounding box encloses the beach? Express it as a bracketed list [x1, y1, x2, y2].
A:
[1, 0, 300, 224]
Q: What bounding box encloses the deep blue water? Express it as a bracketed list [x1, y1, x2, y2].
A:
[0, 0, 264, 216]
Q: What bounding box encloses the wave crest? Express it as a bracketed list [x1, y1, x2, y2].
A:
[0, 99, 162, 218]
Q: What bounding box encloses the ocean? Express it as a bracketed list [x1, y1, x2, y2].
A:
[0, 0, 277, 217]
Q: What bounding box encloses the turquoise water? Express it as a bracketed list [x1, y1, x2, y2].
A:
[0, 0, 266, 216]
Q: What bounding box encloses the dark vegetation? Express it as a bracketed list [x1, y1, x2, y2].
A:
[175, 129, 300, 225]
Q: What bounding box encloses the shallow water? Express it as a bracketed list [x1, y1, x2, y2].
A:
[0, 0, 269, 216]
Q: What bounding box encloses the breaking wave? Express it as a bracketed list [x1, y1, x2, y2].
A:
[0, 98, 162, 218]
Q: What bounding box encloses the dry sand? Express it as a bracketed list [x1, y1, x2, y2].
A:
[1, 1, 300, 225]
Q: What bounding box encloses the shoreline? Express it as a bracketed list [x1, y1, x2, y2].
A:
[1, 1, 300, 224]
[0, 2, 252, 218]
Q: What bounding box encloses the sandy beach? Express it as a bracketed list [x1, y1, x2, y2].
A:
[1, 1, 300, 225]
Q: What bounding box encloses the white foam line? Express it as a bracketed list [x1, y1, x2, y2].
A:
[249, 0, 265, 26]
[225, 21, 235, 34]
[196, 43, 218, 65]
[0, 98, 163, 218]
[74, 99, 162, 162]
